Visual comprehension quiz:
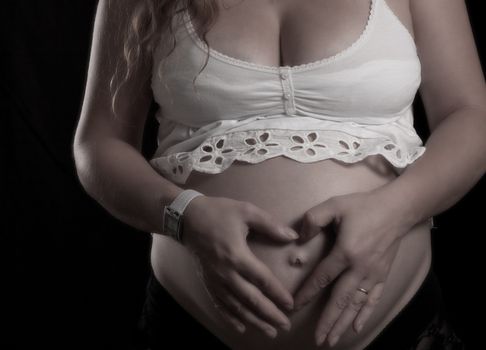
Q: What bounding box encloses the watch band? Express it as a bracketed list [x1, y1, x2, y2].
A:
[169, 189, 205, 214]
[163, 189, 205, 243]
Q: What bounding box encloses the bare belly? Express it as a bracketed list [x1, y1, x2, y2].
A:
[151, 155, 432, 350]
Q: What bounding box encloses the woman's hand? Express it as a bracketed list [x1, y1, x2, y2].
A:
[291, 189, 413, 347]
[181, 195, 299, 338]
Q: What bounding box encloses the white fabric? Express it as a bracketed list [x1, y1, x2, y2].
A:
[149, 0, 425, 184]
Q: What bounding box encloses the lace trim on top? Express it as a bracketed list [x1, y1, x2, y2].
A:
[182, 0, 379, 73]
[150, 128, 426, 184]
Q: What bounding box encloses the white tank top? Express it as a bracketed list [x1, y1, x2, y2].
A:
[149, 0, 425, 185]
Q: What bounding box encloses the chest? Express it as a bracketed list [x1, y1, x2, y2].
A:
[189, 0, 414, 68]
[152, 0, 421, 129]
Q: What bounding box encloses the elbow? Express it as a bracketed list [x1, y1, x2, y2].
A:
[72, 140, 98, 196]
[72, 125, 94, 179]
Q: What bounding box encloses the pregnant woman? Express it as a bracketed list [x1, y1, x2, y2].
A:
[74, 0, 484, 349]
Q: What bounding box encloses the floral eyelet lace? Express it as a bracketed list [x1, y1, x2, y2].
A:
[151, 128, 426, 184]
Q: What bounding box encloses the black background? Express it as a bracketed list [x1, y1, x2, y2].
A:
[3, 1, 484, 349]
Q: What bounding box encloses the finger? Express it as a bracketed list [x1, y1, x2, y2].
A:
[315, 270, 364, 346]
[298, 198, 337, 243]
[353, 282, 385, 334]
[326, 278, 376, 347]
[243, 202, 299, 242]
[212, 294, 247, 334]
[237, 246, 295, 311]
[225, 268, 292, 331]
[293, 247, 348, 310]
[219, 284, 279, 339]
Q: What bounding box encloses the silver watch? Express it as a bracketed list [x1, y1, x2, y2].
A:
[162, 189, 205, 243]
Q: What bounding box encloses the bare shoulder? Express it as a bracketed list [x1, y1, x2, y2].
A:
[74, 0, 154, 150]
[408, 0, 486, 130]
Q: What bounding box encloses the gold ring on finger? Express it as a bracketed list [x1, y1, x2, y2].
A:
[356, 287, 369, 295]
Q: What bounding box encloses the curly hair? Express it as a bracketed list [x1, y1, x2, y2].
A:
[109, 0, 220, 118]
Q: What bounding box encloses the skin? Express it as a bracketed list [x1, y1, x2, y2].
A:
[185, 0, 486, 345]
[180, 195, 299, 336]
[292, 0, 486, 346]
[74, 0, 486, 348]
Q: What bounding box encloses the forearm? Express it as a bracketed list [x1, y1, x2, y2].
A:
[376, 107, 486, 230]
[73, 138, 184, 234]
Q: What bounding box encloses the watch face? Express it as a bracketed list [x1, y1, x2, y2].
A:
[164, 206, 181, 238]
[167, 215, 179, 232]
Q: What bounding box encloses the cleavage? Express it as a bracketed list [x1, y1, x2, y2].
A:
[188, 0, 373, 68]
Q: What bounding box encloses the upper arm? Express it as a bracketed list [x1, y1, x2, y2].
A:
[74, 0, 154, 150]
[410, 0, 486, 131]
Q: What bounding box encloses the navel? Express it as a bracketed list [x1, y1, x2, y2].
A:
[288, 253, 306, 267]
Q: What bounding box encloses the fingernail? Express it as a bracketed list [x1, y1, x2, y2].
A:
[329, 335, 340, 347]
[280, 321, 291, 331]
[265, 326, 277, 338]
[237, 323, 246, 333]
[284, 228, 299, 239]
[316, 333, 327, 346]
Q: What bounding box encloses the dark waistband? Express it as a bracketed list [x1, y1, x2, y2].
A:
[364, 264, 444, 350]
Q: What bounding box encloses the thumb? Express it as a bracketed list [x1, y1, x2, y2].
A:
[298, 199, 337, 243]
[244, 203, 299, 242]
